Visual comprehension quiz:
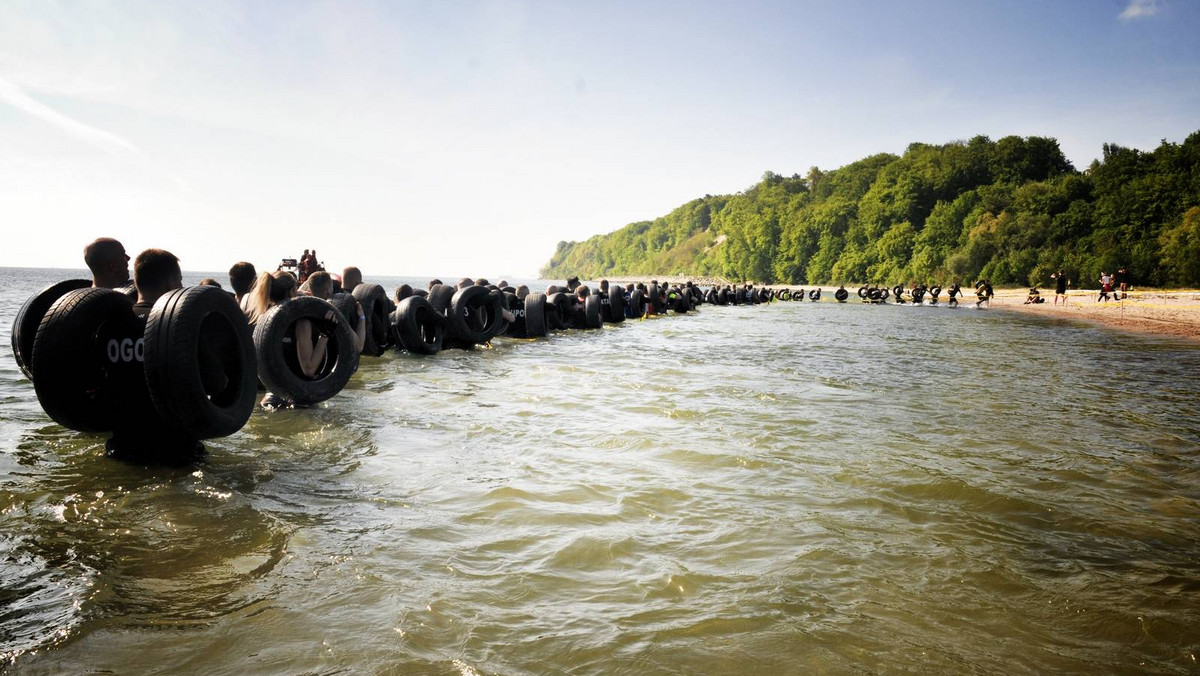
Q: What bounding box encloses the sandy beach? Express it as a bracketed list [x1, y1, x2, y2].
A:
[991, 288, 1200, 341]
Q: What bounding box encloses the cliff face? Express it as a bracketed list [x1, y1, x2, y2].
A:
[542, 132, 1200, 288]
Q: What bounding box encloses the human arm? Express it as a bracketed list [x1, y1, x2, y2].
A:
[295, 317, 329, 378]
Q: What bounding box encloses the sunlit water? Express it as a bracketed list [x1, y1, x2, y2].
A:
[2, 267, 1199, 675]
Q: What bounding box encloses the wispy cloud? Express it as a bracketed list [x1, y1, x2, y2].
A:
[1119, 0, 1161, 21]
[0, 74, 139, 155]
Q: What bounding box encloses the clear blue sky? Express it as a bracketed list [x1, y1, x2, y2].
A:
[1, 0, 1197, 277]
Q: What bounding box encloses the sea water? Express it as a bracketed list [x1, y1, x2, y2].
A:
[2, 267, 1199, 675]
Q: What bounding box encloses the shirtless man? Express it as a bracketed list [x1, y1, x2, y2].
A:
[83, 237, 130, 288]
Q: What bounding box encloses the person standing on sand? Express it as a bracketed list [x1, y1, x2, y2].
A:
[1116, 267, 1128, 300]
[1051, 270, 1069, 306]
[1098, 272, 1113, 302]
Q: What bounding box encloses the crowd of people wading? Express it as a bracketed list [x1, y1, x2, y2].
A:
[13, 239, 793, 466]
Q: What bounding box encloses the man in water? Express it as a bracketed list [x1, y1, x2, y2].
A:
[229, 261, 257, 304]
[84, 237, 130, 288]
[132, 249, 184, 317]
[343, 266, 363, 294]
[110, 248, 201, 463]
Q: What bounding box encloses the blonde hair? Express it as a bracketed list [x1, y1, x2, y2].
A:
[246, 270, 296, 326]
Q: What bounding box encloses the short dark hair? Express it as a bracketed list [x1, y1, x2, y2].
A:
[395, 284, 413, 303]
[134, 249, 181, 293]
[198, 278, 222, 288]
[229, 262, 257, 295]
[308, 271, 332, 298]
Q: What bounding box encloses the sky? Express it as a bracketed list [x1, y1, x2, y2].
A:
[1, 0, 1198, 278]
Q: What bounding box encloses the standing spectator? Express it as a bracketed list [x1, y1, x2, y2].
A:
[1051, 270, 1070, 306]
[1116, 267, 1128, 300]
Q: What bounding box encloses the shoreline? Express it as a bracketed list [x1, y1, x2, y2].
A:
[589, 275, 1200, 341]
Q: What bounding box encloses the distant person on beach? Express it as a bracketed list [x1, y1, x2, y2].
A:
[132, 249, 183, 317]
[975, 280, 993, 307]
[343, 267, 362, 293]
[84, 237, 131, 289]
[1098, 272, 1113, 302]
[1050, 270, 1069, 305]
[1024, 287, 1044, 304]
[229, 262, 257, 304]
[1116, 267, 1128, 299]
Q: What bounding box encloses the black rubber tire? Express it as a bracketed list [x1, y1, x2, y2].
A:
[628, 289, 647, 317]
[449, 285, 506, 343]
[11, 278, 91, 380]
[606, 289, 626, 324]
[835, 288, 849, 302]
[525, 293, 548, 337]
[881, 287, 891, 300]
[427, 284, 456, 316]
[584, 293, 603, 329]
[31, 288, 143, 432]
[329, 293, 362, 334]
[717, 289, 729, 305]
[394, 296, 445, 354]
[253, 296, 357, 405]
[143, 285, 257, 439]
[546, 292, 573, 330]
[857, 286, 868, 299]
[352, 283, 389, 356]
[671, 291, 689, 314]
[117, 282, 138, 300]
[648, 283, 663, 313]
[808, 289, 820, 301]
[930, 286, 942, 297]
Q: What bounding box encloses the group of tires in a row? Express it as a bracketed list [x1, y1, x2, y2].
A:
[10, 279, 778, 446]
[766, 284, 966, 304]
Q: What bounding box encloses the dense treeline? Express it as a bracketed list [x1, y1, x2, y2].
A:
[542, 132, 1200, 288]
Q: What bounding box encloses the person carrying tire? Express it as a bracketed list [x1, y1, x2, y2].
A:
[309, 271, 366, 354]
[84, 237, 131, 289]
[105, 249, 204, 462]
[245, 271, 331, 408]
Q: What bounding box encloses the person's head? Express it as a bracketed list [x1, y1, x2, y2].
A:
[546, 284, 559, 295]
[475, 278, 489, 287]
[198, 278, 222, 288]
[229, 261, 257, 299]
[303, 249, 310, 256]
[576, 285, 590, 299]
[342, 266, 362, 292]
[84, 237, 130, 288]
[516, 284, 529, 299]
[497, 279, 509, 289]
[458, 277, 473, 290]
[428, 278, 443, 289]
[566, 276, 580, 291]
[248, 270, 297, 324]
[308, 271, 333, 299]
[133, 248, 183, 306]
[599, 279, 609, 292]
[395, 284, 413, 303]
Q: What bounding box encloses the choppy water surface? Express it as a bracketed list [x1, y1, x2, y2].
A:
[2, 267, 1199, 675]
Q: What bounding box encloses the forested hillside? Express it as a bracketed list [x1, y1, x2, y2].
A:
[541, 133, 1200, 287]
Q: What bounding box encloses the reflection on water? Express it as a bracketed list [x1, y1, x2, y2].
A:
[2, 267, 1199, 674]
